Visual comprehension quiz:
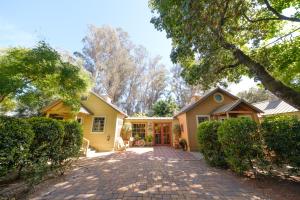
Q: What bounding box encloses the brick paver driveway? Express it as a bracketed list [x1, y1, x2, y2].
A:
[29, 147, 298, 200]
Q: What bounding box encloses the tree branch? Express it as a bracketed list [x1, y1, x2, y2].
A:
[263, 0, 300, 23]
[214, 62, 240, 74]
[218, 37, 300, 109]
[243, 14, 282, 23]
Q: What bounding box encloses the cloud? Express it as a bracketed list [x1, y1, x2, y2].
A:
[0, 18, 37, 47]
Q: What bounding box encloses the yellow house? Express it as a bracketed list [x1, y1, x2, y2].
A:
[43, 87, 262, 152]
[174, 87, 263, 151]
[42, 91, 127, 151]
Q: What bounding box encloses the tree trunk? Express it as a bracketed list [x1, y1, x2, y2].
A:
[220, 40, 300, 109]
[233, 48, 300, 110]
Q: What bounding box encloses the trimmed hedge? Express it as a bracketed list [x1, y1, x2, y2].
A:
[218, 118, 262, 174]
[0, 116, 34, 177]
[197, 121, 227, 167]
[0, 116, 83, 184]
[261, 115, 300, 168]
[60, 120, 83, 161]
[28, 117, 65, 167]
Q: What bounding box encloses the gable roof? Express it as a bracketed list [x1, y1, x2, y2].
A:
[174, 87, 239, 117]
[90, 91, 128, 117]
[42, 91, 128, 117]
[253, 99, 298, 116]
[211, 99, 263, 114]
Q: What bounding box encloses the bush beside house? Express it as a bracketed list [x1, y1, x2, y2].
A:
[197, 116, 300, 176]
[0, 116, 34, 178]
[218, 118, 262, 174]
[197, 121, 226, 167]
[261, 115, 300, 168]
[0, 116, 83, 184]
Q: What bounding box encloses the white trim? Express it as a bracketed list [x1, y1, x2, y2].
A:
[213, 92, 224, 103]
[196, 115, 210, 125]
[91, 116, 106, 133]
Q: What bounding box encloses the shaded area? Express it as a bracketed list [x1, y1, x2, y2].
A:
[29, 147, 300, 200]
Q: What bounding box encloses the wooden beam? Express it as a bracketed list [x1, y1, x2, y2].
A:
[228, 111, 254, 114]
[226, 112, 229, 119]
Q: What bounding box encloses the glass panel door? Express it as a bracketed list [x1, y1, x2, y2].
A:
[154, 123, 161, 145]
[163, 124, 170, 145]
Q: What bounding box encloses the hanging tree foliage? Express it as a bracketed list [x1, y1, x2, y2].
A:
[150, 0, 300, 109]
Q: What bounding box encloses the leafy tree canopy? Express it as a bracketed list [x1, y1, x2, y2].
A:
[150, 0, 300, 109]
[237, 87, 277, 103]
[151, 98, 178, 117]
[0, 42, 91, 115]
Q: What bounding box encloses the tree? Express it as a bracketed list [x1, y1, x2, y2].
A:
[140, 56, 168, 113]
[237, 87, 277, 103]
[151, 98, 178, 117]
[0, 41, 91, 115]
[170, 65, 204, 108]
[79, 25, 168, 115]
[150, 0, 300, 109]
[81, 25, 135, 105]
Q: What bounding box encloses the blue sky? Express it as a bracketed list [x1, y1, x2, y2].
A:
[0, 0, 172, 66]
[0, 0, 256, 94]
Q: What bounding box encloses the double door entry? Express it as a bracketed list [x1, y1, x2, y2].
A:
[153, 123, 171, 145]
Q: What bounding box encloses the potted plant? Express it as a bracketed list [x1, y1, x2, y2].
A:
[121, 123, 132, 146]
[145, 134, 153, 146]
[173, 124, 181, 149]
[133, 134, 145, 147]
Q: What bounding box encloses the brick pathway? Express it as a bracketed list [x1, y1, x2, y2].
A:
[28, 147, 295, 200]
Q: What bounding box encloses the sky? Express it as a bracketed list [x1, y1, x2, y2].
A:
[0, 0, 257, 94]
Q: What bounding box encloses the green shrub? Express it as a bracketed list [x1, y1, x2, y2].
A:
[261, 115, 300, 168]
[60, 120, 83, 161]
[198, 121, 227, 167]
[145, 134, 153, 143]
[0, 116, 34, 177]
[218, 118, 262, 174]
[27, 117, 64, 169]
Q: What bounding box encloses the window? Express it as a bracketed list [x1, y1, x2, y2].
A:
[92, 117, 105, 132]
[214, 93, 224, 103]
[77, 117, 83, 124]
[196, 115, 209, 124]
[132, 123, 146, 139]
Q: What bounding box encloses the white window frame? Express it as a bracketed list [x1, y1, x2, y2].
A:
[91, 116, 106, 133]
[196, 115, 210, 125]
[76, 117, 83, 124]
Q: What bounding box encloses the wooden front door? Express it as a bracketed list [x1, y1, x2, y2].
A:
[153, 123, 171, 145]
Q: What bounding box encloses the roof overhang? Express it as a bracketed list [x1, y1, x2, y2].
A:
[174, 87, 240, 117]
[211, 99, 264, 115]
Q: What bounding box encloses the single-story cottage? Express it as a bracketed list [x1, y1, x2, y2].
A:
[42, 87, 263, 152]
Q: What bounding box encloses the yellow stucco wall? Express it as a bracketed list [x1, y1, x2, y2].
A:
[45, 93, 126, 151]
[186, 93, 237, 151]
[176, 113, 190, 150]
